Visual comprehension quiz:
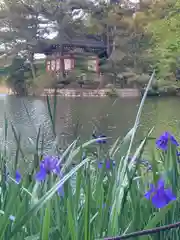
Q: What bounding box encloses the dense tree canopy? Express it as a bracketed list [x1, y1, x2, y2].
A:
[145, 0, 180, 79]
[0, 0, 180, 92]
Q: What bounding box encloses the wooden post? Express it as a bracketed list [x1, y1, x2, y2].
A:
[70, 54, 75, 69]
[96, 56, 100, 75]
[46, 59, 51, 72]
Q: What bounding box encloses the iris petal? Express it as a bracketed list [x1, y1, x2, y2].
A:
[98, 135, 107, 144]
[170, 135, 179, 146]
[156, 131, 179, 151]
[98, 162, 103, 169]
[35, 167, 47, 182]
[35, 155, 62, 182]
[57, 186, 64, 197]
[164, 132, 169, 138]
[106, 160, 111, 169]
[144, 184, 155, 200]
[157, 179, 165, 188]
[93, 134, 107, 144]
[164, 188, 176, 202]
[53, 165, 60, 175]
[144, 179, 176, 208]
[15, 170, 21, 184]
[156, 138, 168, 151]
[151, 192, 168, 208]
[9, 215, 15, 221]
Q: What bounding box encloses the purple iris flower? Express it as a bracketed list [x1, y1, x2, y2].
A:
[156, 132, 179, 151]
[92, 134, 107, 144]
[35, 156, 60, 182]
[35, 156, 64, 197]
[144, 179, 176, 208]
[98, 159, 115, 169]
[98, 162, 103, 169]
[106, 160, 111, 169]
[15, 170, 21, 184]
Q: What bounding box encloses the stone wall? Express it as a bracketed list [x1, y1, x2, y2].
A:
[42, 89, 107, 97]
[42, 88, 140, 98]
[3, 87, 140, 98]
[115, 89, 140, 98]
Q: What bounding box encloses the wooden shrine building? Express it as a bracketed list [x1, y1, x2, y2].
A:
[37, 33, 112, 76]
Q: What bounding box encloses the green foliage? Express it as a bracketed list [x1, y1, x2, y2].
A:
[7, 56, 34, 95]
[87, 1, 153, 86]
[1, 0, 180, 90]
[145, 0, 180, 78]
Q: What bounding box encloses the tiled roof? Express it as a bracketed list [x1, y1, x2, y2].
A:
[35, 33, 108, 54]
[51, 34, 106, 48]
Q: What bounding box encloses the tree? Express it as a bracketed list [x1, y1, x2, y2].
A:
[87, 0, 153, 88]
[0, 0, 51, 92]
[7, 56, 34, 95]
[139, 0, 180, 80]
[0, 0, 89, 92]
[0, 0, 159, 90]
[0, 1, 49, 58]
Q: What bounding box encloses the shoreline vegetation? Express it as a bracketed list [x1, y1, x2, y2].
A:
[1, 72, 180, 239]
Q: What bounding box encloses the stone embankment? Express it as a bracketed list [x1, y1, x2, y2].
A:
[42, 88, 140, 98]
[0, 86, 140, 98]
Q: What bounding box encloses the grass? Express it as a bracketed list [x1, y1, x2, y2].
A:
[0, 70, 180, 239]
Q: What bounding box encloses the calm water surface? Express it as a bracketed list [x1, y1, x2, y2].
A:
[0, 95, 180, 160]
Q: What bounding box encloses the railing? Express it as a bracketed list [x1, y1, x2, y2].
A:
[104, 222, 180, 239]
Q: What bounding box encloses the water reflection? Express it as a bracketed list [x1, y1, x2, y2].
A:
[0, 95, 180, 158]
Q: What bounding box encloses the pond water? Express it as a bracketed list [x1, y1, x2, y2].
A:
[0, 95, 180, 160]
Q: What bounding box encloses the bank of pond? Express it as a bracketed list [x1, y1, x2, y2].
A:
[140, 87, 180, 98]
